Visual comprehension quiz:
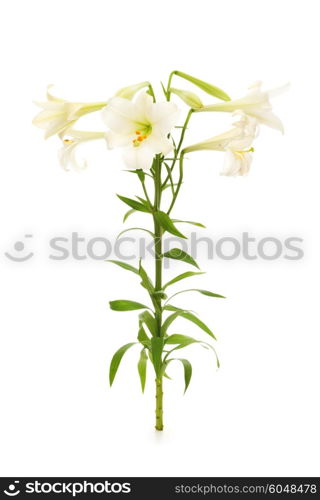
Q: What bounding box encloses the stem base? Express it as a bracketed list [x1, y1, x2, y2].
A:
[155, 378, 164, 431]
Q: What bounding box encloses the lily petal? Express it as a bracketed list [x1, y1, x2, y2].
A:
[122, 144, 155, 171]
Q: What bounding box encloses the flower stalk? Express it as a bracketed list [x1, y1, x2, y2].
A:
[33, 70, 287, 432]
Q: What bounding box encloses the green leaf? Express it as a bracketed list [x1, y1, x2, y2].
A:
[138, 324, 150, 344]
[139, 310, 157, 336]
[166, 289, 226, 302]
[136, 170, 145, 182]
[172, 219, 206, 228]
[162, 311, 183, 334]
[116, 227, 154, 240]
[165, 335, 220, 368]
[117, 194, 150, 213]
[180, 311, 217, 340]
[179, 358, 192, 393]
[138, 261, 155, 296]
[169, 87, 203, 109]
[162, 248, 199, 269]
[154, 211, 187, 239]
[195, 289, 225, 298]
[136, 196, 150, 207]
[109, 300, 150, 311]
[151, 337, 165, 376]
[163, 271, 205, 290]
[123, 209, 136, 223]
[162, 309, 216, 340]
[165, 358, 192, 393]
[163, 304, 185, 312]
[106, 260, 139, 275]
[174, 70, 231, 101]
[165, 334, 198, 346]
[109, 342, 136, 386]
[137, 349, 148, 392]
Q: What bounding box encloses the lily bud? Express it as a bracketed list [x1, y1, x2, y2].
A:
[170, 87, 203, 109]
[173, 70, 231, 101]
[115, 81, 150, 100]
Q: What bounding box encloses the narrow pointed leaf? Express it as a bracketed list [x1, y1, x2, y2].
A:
[138, 262, 155, 296]
[117, 194, 150, 213]
[154, 211, 187, 239]
[106, 260, 139, 275]
[123, 208, 136, 222]
[195, 289, 226, 298]
[137, 349, 148, 392]
[136, 196, 150, 207]
[180, 311, 217, 340]
[138, 324, 150, 343]
[163, 304, 185, 312]
[172, 219, 206, 228]
[165, 335, 220, 368]
[162, 311, 181, 334]
[165, 358, 193, 393]
[109, 300, 150, 311]
[109, 342, 136, 386]
[163, 271, 205, 290]
[179, 358, 192, 393]
[165, 334, 198, 345]
[167, 289, 226, 302]
[162, 248, 199, 269]
[116, 227, 154, 240]
[162, 309, 216, 340]
[139, 310, 157, 336]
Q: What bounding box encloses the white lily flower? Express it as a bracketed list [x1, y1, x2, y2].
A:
[58, 129, 105, 171]
[102, 92, 179, 170]
[197, 81, 289, 133]
[184, 112, 258, 177]
[33, 86, 108, 139]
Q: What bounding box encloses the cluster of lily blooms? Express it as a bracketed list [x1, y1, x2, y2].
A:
[33, 72, 287, 176]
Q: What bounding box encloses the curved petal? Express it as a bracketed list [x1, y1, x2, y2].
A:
[221, 150, 252, 176]
[122, 144, 155, 171]
[134, 92, 153, 123]
[147, 135, 173, 155]
[102, 97, 137, 135]
[44, 117, 75, 139]
[59, 142, 87, 172]
[249, 110, 284, 133]
[147, 101, 179, 135]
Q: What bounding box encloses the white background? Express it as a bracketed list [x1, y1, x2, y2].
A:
[0, 0, 319, 478]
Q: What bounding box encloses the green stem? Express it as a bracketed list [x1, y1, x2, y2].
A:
[166, 70, 176, 101]
[161, 109, 193, 190]
[167, 151, 185, 216]
[140, 176, 153, 209]
[155, 377, 163, 430]
[153, 156, 164, 431]
[153, 155, 163, 334]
